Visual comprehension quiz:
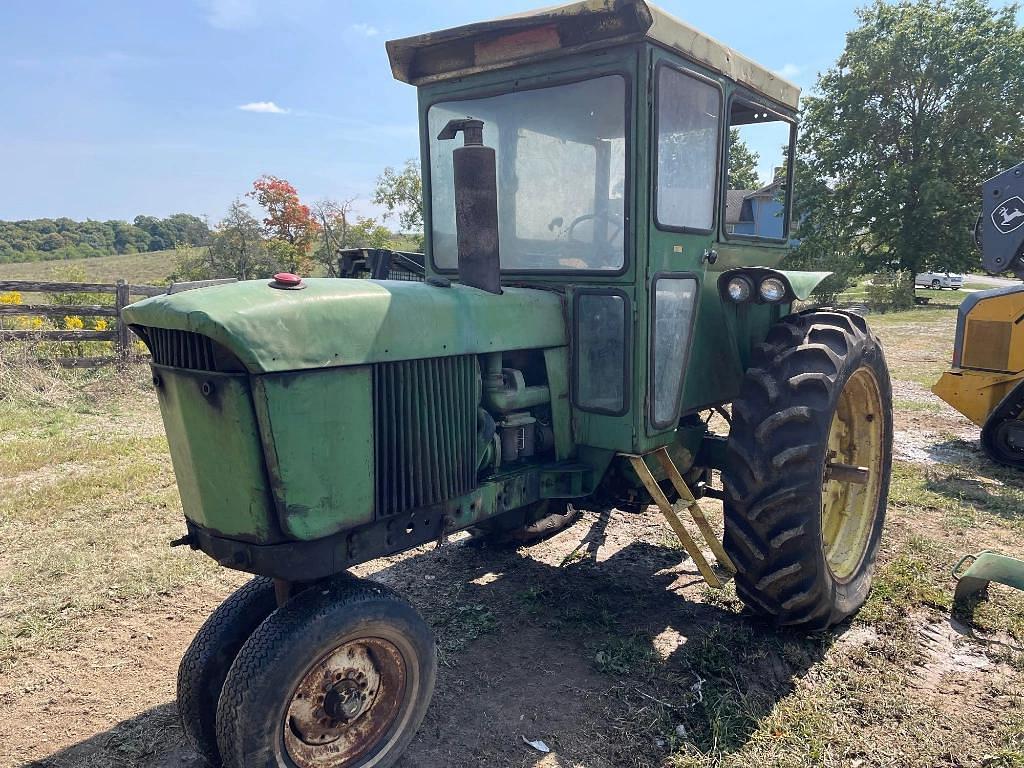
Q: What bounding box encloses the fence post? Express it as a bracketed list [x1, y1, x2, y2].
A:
[115, 279, 130, 363]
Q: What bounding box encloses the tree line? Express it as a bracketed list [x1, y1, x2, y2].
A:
[0, 214, 210, 264]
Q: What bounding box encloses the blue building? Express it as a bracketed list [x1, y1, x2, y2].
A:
[725, 180, 785, 239]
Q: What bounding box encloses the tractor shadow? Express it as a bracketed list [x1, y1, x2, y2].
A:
[373, 511, 839, 767]
[22, 702, 203, 768]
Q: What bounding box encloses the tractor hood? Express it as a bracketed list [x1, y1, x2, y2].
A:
[122, 278, 567, 373]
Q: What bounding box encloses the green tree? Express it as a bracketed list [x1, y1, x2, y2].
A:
[312, 198, 396, 276]
[373, 159, 423, 234]
[786, 155, 863, 302]
[311, 198, 356, 276]
[347, 217, 392, 249]
[173, 200, 278, 281]
[800, 0, 1024, 277]
[728, 129, 762, 190]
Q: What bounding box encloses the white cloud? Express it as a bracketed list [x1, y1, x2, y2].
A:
[350, 23, 379, 37]
[238, 101, 288, 114]
[201, 0, 258, 30]
[776, 63, 802, 80]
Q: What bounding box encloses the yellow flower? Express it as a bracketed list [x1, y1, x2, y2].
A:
[64, 316, 85, 330]
[93, 318, 109, 331]
[13, 316, 45, 330]
[0, 292, 22, 305]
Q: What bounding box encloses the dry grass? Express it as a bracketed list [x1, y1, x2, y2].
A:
[0, 360, 236, 674]
[0, 250, 178, 285]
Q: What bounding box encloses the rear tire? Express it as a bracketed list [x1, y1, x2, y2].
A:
[178, 577, 279, 766]
[722, 310, 892, 630]
[216, 575, 436, 768]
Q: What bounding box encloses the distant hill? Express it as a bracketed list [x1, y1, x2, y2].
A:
[0, 249, 182, 285]
[0, 214, 209, 265]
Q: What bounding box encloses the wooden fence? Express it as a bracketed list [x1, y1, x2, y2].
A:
[0, 279, 165, 367]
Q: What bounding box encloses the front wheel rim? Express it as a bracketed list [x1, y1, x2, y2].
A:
[283, 637, 407, 768]
[821, 366, 886, 581]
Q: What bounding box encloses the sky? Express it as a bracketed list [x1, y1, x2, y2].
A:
[0, 0, 1014, 225]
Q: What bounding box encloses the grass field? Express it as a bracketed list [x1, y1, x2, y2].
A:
[0, 250, 178, 285]
[1, 300, 1022, 768]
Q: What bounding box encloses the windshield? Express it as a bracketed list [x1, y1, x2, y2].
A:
[428, 75, 627, 272]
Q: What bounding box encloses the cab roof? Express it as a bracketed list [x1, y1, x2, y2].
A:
[386, 0, 800, 111]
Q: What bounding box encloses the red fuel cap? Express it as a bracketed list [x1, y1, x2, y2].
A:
[270, 272, 305, 290]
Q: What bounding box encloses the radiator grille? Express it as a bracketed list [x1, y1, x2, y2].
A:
[145, 327, 218, 371]
[963, 319, 1012, 371]
[374, 355, 478, 517]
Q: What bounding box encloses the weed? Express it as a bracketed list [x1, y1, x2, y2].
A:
[433, 603, 498, 663]
[593, 634, 658, 676]
[859, 536, 950, 625]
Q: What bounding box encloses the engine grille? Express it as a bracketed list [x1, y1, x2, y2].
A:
[374, 355, 478, 518]
[145, 327, 218, 371]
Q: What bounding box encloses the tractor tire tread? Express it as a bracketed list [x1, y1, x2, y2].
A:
[722, 309, 892, 629]
[177, 576, 278, 767]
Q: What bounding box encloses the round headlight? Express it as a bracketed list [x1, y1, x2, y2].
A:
[759, 277, 788, 302]
[726, 276, 754, 302]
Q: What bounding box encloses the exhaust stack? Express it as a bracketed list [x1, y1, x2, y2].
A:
[438, 118, 501, 294]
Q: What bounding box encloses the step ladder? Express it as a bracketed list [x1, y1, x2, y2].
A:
[624, 447, 736, 588]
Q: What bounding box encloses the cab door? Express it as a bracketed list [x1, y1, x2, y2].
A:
[641, 53, 726, 443]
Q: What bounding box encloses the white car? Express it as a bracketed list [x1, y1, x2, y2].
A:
[915, 271, 964, 290]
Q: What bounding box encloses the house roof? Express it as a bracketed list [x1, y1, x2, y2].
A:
[748, 178, 784, 198]
[725, 180, 785, 223]
[725, 189, 754, 224]
[386, 0, 800, 110]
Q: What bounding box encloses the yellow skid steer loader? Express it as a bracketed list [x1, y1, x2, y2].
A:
[933, 161, 1024, 467]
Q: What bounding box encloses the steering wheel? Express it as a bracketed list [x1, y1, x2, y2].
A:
[567, 211, 624, 245]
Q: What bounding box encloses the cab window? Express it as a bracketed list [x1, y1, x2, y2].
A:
[725, 98, 795, 241]
[655, 66, 721, 232]
[428, 75, 627, 272]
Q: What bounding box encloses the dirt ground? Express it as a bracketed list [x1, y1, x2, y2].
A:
[2, 299, 1022, 768]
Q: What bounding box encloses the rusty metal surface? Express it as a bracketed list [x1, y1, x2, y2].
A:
[386, 0, 800, 110]
[284, 638, 407, 767]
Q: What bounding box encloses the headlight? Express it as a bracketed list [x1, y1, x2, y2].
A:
[759, 277, 787, 302]
[726, 276, 754, 302]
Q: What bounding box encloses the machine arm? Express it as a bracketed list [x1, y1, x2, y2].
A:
[980, 161, 1024, 277]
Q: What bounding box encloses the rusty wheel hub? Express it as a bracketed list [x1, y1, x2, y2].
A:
[284, 638, 407, 768]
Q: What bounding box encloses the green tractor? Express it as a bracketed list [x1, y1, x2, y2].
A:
[123, 2, 893, 766]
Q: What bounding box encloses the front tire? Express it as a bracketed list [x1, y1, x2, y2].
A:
[722, 310, 892, 630]
[178, 577, 279, 766]
[216, 576, 436, 768]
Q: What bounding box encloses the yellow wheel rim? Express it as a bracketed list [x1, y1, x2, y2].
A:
[821, 366, 885, 581]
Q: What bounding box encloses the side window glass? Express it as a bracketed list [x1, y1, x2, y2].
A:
[656, 67, 721, 231]
[651, 277, 698, 428]
[726, 99, 794, 240]
[575, 292, 628, 414]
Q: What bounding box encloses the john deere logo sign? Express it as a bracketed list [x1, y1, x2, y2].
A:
[993, 196, 1024, 235]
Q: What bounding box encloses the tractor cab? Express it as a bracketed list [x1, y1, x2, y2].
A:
[389, 0, 819, 455]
